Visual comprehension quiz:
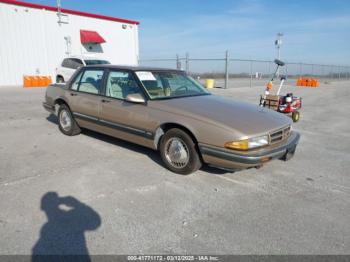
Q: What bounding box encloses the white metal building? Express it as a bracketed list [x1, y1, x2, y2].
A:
[0, 0, 140, 86]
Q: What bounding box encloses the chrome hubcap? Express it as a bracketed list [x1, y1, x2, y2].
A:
[59, 110, 71, 131]
[165, 137, 189, 168]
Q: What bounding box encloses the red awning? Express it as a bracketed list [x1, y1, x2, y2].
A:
[80, 30, 106, 44]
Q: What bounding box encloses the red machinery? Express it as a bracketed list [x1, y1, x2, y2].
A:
[259, 59, 302, 122]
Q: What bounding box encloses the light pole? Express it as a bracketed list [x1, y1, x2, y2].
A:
[275, 33, 283, 77]
[57, 0, 62, 22]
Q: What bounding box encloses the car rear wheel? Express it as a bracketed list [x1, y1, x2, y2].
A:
[56, 76, 64, 83]
[58, 104, 81, 136]
[160, 128, 202, 175]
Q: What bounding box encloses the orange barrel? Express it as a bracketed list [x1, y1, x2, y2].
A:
[23, 76, 32, 87]
[306, 78, 312, 87]
[309, 78, 314, 87]
[32, 76, 39, 87]
[47, 76, 52, 85]
[310, 78, 314, 87]
[38, 76, 45, 87]
[41, 76, 48, 86]
[296, 78, 302, 86]
[45, 76, 51, 86]
[315, 79, 320, 87]
[43, 76, 50, 87]
[43, 76, 53, 86]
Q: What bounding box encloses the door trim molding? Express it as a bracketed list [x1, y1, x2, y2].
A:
[72, 112, 154, 140]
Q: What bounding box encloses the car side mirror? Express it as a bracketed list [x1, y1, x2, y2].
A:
[125, 93, 146, 104]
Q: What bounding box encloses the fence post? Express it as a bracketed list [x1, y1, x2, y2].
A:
[176, 54, 181, 70]
[185, 52, 189, 74]
[250, 60, 253, 88]
[225, 50, 229, 89]
[331, 65, 334, 80]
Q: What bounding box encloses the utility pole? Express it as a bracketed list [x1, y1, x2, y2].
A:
[57, 0, 68, 25]
[176, 54, 181, 70]
[185, 53, 189, 74]
[225, 50, 229, 89]
[57, 0, 62, 23]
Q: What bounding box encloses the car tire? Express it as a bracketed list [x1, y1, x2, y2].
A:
[292, 111, 300, 122]
[56, 76, 64, 83]
[57, 104, 81, 136]
[159, 128, 202, 175]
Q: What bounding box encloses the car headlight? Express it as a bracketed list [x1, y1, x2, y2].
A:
[225, 135, 269, 150]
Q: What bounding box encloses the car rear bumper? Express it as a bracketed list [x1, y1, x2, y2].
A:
[199, 131, 300, 170]
[42, 102, 55, 113]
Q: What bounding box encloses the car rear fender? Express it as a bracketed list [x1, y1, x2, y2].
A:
[45, 84, 69, 114]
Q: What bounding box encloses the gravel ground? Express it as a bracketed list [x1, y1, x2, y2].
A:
[0, 80, 349, 255]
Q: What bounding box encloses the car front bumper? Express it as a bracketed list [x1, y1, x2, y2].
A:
[199, 131, 300, 170]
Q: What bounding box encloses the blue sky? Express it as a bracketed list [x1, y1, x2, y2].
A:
[23, 0, 350, 65]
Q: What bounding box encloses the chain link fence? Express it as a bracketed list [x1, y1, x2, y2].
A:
[139, 52, 350, 88]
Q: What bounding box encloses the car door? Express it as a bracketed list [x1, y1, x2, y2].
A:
[99, 69, 156, 148]
[68, 68, 105, 129]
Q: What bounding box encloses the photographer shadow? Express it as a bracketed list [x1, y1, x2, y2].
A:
[32, 192, 101, 262]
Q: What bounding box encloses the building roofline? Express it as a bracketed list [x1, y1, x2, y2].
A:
[0, 0, 140, 25]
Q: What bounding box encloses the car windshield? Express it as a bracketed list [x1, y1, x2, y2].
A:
[135, 71, 210, 100]
[84, 60, 110, 65]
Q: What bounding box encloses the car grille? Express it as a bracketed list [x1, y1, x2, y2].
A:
[269, 126, 291, 144]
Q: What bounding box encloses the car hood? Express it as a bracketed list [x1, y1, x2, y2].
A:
[149, 94, 292, 137]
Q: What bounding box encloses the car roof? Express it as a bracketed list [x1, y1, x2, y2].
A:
[64, 56, 108, 61]
[84, 64, 184, 72]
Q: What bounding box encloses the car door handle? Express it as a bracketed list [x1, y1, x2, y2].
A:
[70, 93, 78, 96]
[101, 99, 111, 103]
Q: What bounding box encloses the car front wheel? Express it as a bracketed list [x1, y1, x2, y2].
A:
[160, 128, 202, 175]
[58, 104, 81, 136]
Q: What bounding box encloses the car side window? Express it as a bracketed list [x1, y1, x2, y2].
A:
[76, 70, 104, 94]
[105, 71, 140, 100]
[70, 59, 83, 69]
[70, 71, 83, 90]
[61, 58, 69, 67]
[62, 58, 83, 69]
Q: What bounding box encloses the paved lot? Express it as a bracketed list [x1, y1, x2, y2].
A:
[0, 80, 349, 255]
